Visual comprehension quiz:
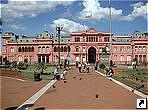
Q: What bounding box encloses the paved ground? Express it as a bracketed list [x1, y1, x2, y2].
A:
[30, 67, 140, 109]
[0, 76, 48, 110]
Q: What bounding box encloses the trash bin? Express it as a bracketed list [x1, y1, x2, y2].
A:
[34, 73, 42, 81]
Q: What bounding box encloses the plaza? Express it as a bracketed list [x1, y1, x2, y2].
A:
[1, 66, 145, 110]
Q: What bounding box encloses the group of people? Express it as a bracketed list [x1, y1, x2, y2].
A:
[76, 62, 89, 73]
[60, 59, 71, 70]
[53, 67, 67, 80]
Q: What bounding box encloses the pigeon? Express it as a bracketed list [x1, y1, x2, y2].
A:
[95, 94, 98, 98]
[64, 80, 67, 83]
[53, 85, 56, 88]
[73, 76, 76, 79]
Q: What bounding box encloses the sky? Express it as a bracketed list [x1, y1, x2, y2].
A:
[0, 0, 147, 36]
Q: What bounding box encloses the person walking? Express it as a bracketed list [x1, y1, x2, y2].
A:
[95, 61, 98, 70]
[53, 68, 60, 80]
[86, 62, 89, 73]
[76, 61, 78, 68]
[78, 62, 82, 73]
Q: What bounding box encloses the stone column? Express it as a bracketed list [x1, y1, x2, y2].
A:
[41, 56, 42, 62]
[45, 56, 46, 63]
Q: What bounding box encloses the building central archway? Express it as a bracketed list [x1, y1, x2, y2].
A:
[88, 47, 96, 63]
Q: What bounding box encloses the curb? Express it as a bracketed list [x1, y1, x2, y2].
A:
[96, 71, 148, 99]
[17, 79, 57, 110]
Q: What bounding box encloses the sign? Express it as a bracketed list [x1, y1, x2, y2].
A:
[136, 98, 147, 109]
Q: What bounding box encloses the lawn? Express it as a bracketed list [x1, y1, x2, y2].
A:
[97, 67, 148, 94]
[0, 64, 57, 80]
[20, 65, 57, 80]
[114, 68, 148, 93]
[121, 69, 148, 82]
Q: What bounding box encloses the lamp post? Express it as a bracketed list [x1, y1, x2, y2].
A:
[131, 40, 134, 63]
[51, 34, 54, 63]
[56, 26, 63, 67]
[67, 44, 71, 66]
[109, 0, 112, 67]
[0, 19, 2, 64]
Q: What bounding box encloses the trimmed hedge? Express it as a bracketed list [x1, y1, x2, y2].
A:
[99, 63, 106, 69]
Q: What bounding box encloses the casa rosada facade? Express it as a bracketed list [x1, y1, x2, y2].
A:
[2, 28, 148, 65]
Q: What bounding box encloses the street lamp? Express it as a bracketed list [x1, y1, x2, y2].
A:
[67, 44, 71, 66]
[131, 40, 134, 63]
[56, 26, 63, 67]
[51, 34, 54, 63]
[109, 0, 113, 67]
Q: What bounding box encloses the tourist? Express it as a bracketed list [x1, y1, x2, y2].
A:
[82, 62, 85, 73]
[86, 62, 89, 73]
[95, 61, 98, 70]
[53, 68, 60, 80]
[106, 68, 114, 77]
[78, 62, 82, 73]
[76, 61, 78, 68]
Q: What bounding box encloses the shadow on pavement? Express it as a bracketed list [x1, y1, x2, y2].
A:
[34, 107, 45, 110]
[5, 106, 17, 110]
[17, 103, 34, 110]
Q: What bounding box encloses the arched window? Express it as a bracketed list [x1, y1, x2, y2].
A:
[38, 47, 41, 53]
[10, 47, 14, 53]
[127, 46, 131, 51]
[139, 46, 142, 50]
[28, 47, 31, 52]
[61, 46, 64, 52]
[18, 56, 23, 62]
[143, 46, 146, 51]
[42, 46, 45, 53]
[75, 46, 79, 52]
[64, 46, 67, 52]
[46, 47, 49, 53]
[120, 47, 124, 51]
[135, 46, 138, 51]
[22, 47, 24, 52]
[31, 47, 34, 52]
[54, 47, 57, 52]
[25, 47, 28, 52]
[18, 47, 21, 52]
[68, 46, 70, 52]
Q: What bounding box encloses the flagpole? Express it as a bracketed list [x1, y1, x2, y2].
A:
[109, 0, 112, 67]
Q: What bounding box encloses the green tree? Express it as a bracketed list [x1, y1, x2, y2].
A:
[35, 62, 47, 74]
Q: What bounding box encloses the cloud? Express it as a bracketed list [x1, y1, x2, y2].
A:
[8, 24, 26, 30]
[79, 0, 148, 21]
[50, 18, 89, 35]
[1, 0, 75, 21]
[121, 2, 148, 21]
[79, 0, 122, 21]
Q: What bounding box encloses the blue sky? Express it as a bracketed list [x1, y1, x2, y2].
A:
[1, 0, 147, 37]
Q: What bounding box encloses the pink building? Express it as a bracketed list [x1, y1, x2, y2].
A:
[2, 29, 148, 65]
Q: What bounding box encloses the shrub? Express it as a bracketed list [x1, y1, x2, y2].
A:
[99, 63, 106, 69]
[17, 62, 28, 70]
[11, 61, 17, 68]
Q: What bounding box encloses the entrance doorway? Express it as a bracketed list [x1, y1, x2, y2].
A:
[88, 47, 96, 63]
